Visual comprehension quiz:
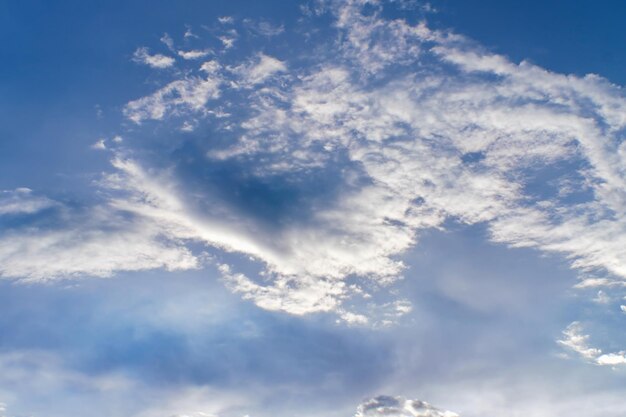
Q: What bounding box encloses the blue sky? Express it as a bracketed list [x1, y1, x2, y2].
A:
[2, 1, 626, 416]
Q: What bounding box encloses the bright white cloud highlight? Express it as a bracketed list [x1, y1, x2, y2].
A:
[558, 322, 626, 366]
[178, 49, 211, 60]
[0, 182, 198, 281]
[132, 47, 175, 69]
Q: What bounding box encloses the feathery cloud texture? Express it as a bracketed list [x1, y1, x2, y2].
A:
[2, 1, 626, 328]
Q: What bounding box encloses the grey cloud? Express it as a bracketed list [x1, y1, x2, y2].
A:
[356, 396, 458, 417]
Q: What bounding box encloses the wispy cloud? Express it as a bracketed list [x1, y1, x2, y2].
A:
[0, 188, 56, 216]
[558, 322, 626, 366]
[5, 0, 626, 326]
[178, 49, 211, 60]
[232, 53, 286, 86]
[243, 18, 285, 37]
[0, 177, 199, 281]
[124, 75, 222, 123]
[132, 47, 175, 69]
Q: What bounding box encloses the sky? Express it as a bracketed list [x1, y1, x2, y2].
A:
[2, 0, 626, 416]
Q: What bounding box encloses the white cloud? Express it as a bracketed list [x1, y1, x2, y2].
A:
[218, 33, 237, 50]
[596, 353, 626, 366]
[573, 277, 626, 289]
[0, 183, 198, 281]
[160, 33, 175, 51]
[356, 396, 459, 417]
[0, 188, 56, 216]
[132, 47, 175, 69]
[558, 322, 626, 366]
[124, 75, 221, 123]
[203, 2, 626, 318]
[91, 138, 107, 150]
[0, 217, 198, 281]
[7, 1, 626, 324]
[593, 290, 611, 304]
[200, 60, 220, 74]
[184, 26, 200, 40]
[232, 53, 286, 86]
[220, 263, 346, 316]
[178, 49, 211, 60]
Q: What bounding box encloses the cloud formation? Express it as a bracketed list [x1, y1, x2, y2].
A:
[3, 0, 626, 326]
[0, 178, 198, 281]
[0, 188, 56, 215]
[233, 53, 286, 86]
[356, 396, 458, 417]
[132, 47, 176, 69]
[558, 322, 626, 366]
[124, 74, 222, 123]
[178, 49, 211, 60]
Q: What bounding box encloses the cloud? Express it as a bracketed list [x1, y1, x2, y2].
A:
[558, 322, 626, 366]
[5, 1, 626, 324]
[132, 47, 175, 69]
[0, 182, 198, 281]
[356, 396, 459, 417]
[91, 138, 107, 150]
[178, 49, 211, 60]
[0, 188, 56, 215]
[233, 53, 286, 85]
[243, 19, 285, 37]
[218, 30, 238, 50]
[200, 1, 626, 317]
[124, 74, 222, 123]
[161, 33, 175, 51]
[219, 263, 346, 316]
